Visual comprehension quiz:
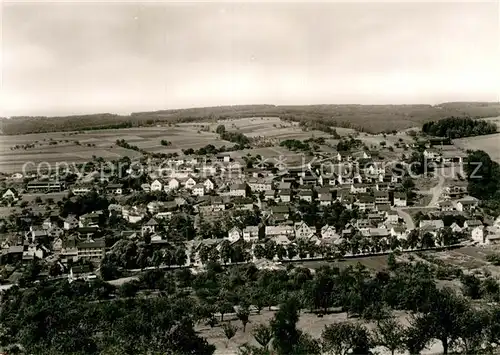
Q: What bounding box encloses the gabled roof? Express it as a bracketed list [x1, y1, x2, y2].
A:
[465, 219, 483, 227]
[458, 196, 479, 204]
[270, 205, 289, 214]
[2, 188, 19, 197]
[145, 218, 159, 226]
[231, 183, 247, 190]
[419, 219, 444, 229]
[357, 194, 375, 203]
[64, 215, 78, 223]
[77, 238, 105, 249]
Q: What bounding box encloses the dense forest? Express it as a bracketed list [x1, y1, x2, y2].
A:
[2, 102, 500, 135]
[422, 117, 497, 138]
[465, 150, 500, 214]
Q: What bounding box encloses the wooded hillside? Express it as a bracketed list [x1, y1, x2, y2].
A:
[2, 102, 500, 135]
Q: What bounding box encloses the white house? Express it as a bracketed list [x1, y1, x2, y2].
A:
[393, 192, 407, 207]
[456, 196, 479, 212]
[247, 178, 273, 192]
[450, 222, 463, 233]
[72, 185, 92, 196]
[279, 190, 292, 203]
[438, 200, 454, 212]
[319, 194, 333, 206]
[184, 177, 197, 190]
[147, 201, 165, 214]
[423, 149, 441, 161]
[390, 226, 407, 240]
[464, 219, 483, 230]
[419, 219, 444, 230]
[150, 179, 163, 192]
[265, 225, 294, 238]
[165, 178, 180, 191]
[192, 184, 205, 197]
[321, 225, 338, 240]
[350, 184, 370, 194]
[122, 206, 146, 224]
[228, 227, 242, 242]
[230, 183, 247, 197]
[385, 211, 399, 224]
[294, 222, 313, 239]
[471, 226, 485, 244]
[10, 173, 23, 180]
[63, 215, 79, 230]
[243, 226, 260, 241]
[298, 190, 313, 202]
[2, 188, 19, 201]
[203, 178, 215, 192]
[142, 218, 158, 236]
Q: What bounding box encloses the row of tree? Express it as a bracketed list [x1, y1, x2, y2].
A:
[422, 117, 497, 138]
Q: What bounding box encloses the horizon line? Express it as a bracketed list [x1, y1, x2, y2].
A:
[3, 100, 500, 119]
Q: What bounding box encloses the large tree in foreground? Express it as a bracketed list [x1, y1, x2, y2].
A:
[373, 316, 405, 355]
[321, 322, 372, 355]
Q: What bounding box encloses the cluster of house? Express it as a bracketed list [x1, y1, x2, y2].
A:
[1, 213, 106, 265]
[419, 216, 500, 245]
[224, 210, 407, 247]
[437, 186, 480, 213]
[1, 147, 492, 273]
[423, 147, 467, 165]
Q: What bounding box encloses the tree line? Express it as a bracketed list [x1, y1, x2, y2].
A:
[465, 150, 500, 214]
[4, 103, 500, 135]
[422, 117, 497, 139]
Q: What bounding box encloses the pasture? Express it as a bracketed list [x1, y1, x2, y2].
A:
[296, 254, 389, 271]
[453, 133, 500, 164]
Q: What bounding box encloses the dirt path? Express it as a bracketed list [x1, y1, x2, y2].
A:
[427, 171, 445, 207]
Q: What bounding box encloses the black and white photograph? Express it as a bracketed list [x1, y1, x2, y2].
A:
[0, 1, 499, 354]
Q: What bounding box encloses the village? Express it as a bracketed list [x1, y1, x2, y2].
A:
[0, 129, 494, 285]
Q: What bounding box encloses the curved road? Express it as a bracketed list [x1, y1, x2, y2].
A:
[427, 170, 445, 207]
[393, 207, 415, 230]
[395, 168, 448, 229]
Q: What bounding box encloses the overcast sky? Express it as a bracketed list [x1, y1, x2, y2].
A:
[1, 1, 499, 117]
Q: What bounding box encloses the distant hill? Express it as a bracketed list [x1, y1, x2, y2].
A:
[1, 102, 500, 135]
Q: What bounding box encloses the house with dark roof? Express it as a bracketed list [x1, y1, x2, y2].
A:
[298, 190, 314, 202]
[76, 238, 106, 262]
[393, 192, 407, 207]
[229, 183, 247, 197]
[278, 189, 292, 203]
[456, 196, 479, 212]
[142, 218, 158, 236]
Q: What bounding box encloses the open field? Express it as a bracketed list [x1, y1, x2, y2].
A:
[453, 133, 500, 164]
[296, 254, 389, 271]
[0, 117, 345, 173]
[423, 246, 500, 276]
